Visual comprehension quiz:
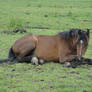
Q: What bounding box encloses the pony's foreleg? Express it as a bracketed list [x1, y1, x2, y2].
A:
[59, 55, 77, 63]
[59, 55, 83, 68]
[70, 57, 92, 68]
[31, 56, 45, 65]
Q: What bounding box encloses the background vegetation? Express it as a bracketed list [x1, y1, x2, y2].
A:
[0, 0, 92, 92]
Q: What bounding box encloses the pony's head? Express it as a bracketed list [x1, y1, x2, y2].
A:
[69, 28, 90, 58]
[59, 28, 90, 58]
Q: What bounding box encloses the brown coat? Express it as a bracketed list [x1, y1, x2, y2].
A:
[12, 29, 90, 63]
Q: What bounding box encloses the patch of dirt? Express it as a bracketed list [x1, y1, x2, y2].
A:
[68, 85, 77, 88]
[0, 29, 27, 34]
[33, 79, 44, 82]
[19, 91, 27, 92]
[41, 87, 45, 89]
[50, 86, 54, 88]
[0, 24, 2, 27]
[88, 69, 92, 72]
[82, 19, 92, 22]
[6, 74, 19, 78]
[25, 12, 31, 15]
[44, 14, 48, 18]
[26, 21, 30, 24]
[33, 80, 39, 82]
[87, 75, 92, 79]
[25, 26, 49, 29]
[60, 76, 67, 78]
[83, 90, 88, 92]
[40, 79, 44, 81]
[31, 26, 49, 29]
[67, 71, 80, 74]
[35, 67, 44, 73]
[75, 76, 83, 80]
[11, 69, 16, 71]
[0, 91, 7, 92]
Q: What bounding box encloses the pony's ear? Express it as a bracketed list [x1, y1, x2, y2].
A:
[78, 29, 81, 35]
[86, 29, 90, 37]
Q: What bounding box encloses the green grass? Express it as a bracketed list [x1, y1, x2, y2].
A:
[0, 0, 92, 92]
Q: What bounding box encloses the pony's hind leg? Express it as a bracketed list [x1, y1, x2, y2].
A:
[39, 59, 45, 65]
[31, 56, 39, 65]
[59, 55, 78, 63]
[17, 40, 36, 59]
[31, 56, 45, 65]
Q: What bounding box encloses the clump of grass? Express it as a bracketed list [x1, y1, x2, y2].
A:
[7, 17, 24, 30]
[44, 14, 48, 18]
[67, 11, 72, 17]
[26, 4, 31, 7]
[38, 4, 42, 8]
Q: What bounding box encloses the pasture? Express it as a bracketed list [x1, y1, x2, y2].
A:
[0, 0, 92, 92]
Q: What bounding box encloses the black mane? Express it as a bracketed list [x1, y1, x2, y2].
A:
[58, 28, 82, 40]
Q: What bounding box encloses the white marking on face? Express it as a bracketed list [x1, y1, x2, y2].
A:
[80, 40, 83, 56]
[80, 40, 83, 44]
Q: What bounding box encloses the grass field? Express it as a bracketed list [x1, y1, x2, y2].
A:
[0, 0, 92, 92]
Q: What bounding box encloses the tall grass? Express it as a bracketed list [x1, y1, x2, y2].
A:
[7, 17, 24, 30]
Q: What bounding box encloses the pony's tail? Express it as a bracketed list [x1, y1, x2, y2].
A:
[0, 58, 14, 63]
[0, 59, 9, 63]
[0, 47, 15, 63]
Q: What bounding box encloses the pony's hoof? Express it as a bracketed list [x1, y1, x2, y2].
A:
[31, 57, 39, 65]
[39, 59, 44, 64]
[63, 62, 71, 67]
